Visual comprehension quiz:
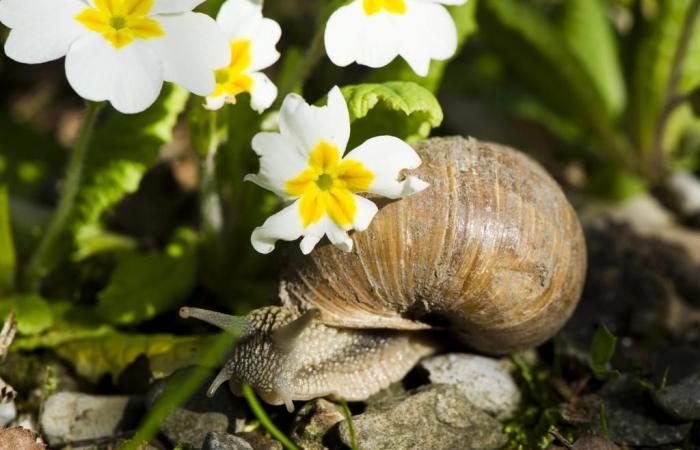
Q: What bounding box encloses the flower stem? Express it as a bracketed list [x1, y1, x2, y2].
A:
[273, 0, 344, 106]
[25, 100, 104, 289]
[200, 109, 224, 241]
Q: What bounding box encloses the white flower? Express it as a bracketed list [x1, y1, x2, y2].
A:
[205, 0, 281, 113]
[324, 0, 467, 76]
[247, 86, 429, 255]
[0, 0, 230, 114]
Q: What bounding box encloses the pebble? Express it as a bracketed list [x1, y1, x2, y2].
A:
[420, 353, 521, 418]
[338, 384, 507, 450]
[203, 432, 254, 450]
[39, 392, 143, 447]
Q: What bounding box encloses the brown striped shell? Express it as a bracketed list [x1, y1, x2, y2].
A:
[279, 136, 586, 354]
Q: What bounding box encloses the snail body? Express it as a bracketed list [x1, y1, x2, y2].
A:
[182, 137, 586, 410]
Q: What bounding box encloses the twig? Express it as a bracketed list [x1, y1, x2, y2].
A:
[548, 426, 575, 450]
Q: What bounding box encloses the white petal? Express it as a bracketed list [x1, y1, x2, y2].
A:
[245, 132, 308, 198]
[324, 0, 402, 69]
[249, 72, 278, 113]
[251, 200, 304, 254]
[217, 0, 262, 39]
[299, 220, 327, 254]
[65, 35, 164, 114]
[278, 86, 350, 155]
[148, 12, 230, 96]
[151, 0, 204, 14]
[0, 0, 85, 64]
[325, 221, 353, 252]
[204, 95, 226, 111]
[399, 1, 457, 76]
[343, 136, 428, 198]
[353, 195, 378, 231]
[249, 18, 281, 71]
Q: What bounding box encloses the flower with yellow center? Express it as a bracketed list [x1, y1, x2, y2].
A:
[206, 0, 281, 113]
[75, 0, 164, 49]
[247, 86, 429, 255]
[0, 0, 230, 113]
[324, 0, 468, 76]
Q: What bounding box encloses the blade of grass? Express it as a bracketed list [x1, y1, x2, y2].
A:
[339, 399, 358, 450]
[119, 331, 237, 450]
[242, 384, 301, 450]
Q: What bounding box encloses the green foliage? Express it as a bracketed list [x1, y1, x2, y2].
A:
[630, 0, 700, 160]
[561, 0, 626, 118]
[55, 332, 217, 382]
[590, 324, 619, 376]
[71, 85, 189, 237]
[477, 0, 626, 150]
[0, 185, 16, 295]
[0, 295, 53, 335]
[96, 228, 199, 326]
[341, 82, 443, 148]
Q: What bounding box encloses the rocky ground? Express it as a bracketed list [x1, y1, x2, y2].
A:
[1, 193, 700, 449]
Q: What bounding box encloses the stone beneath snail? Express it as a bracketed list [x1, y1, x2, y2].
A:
[181, 136, 587, 412]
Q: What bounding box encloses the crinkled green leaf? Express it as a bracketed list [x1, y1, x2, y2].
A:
[96, 227, 199, 325]
[73, 224, 138, 261]
[33, 85, 189, 276]
[477, 0, 626, 150]
[55, 332, 217, 382]
[590, 324, 619, 376]
[340, 82, 443, 148]
[561, 0, 626, 118]
[631, 0, 700, 156]
[0, 185, 16, 295]
[0, 294, 53, 335]
[366, 0, 478, 92]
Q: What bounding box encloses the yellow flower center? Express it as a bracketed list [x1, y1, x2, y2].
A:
[75, 0, 164, 49]
[211, 39, 255, 101]
[363, 0, 407, 16]
[286, 141, 375, 228]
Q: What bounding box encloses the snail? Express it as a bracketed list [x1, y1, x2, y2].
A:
[180, 136, 587, 412]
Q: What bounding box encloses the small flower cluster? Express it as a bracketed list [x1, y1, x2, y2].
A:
[0, 0, 468, 253]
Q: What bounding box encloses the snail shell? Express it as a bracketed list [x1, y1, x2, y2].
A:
[182, 136, 586, 410]
[280, 136, 586, 354]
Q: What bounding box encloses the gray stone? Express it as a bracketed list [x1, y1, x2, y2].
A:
[39, 392, 143, 447]
[594, 375, 692, 447]
[146, 367, 246, 450]
[236, 432, 283, 450]
[0, 401, 17, 427]
[339, 384, 507, 450]
[420, 353, 521, 418]
[652, 347, 700, 420]
[290, 399, 345, 450]
[203, 432, 253, 450]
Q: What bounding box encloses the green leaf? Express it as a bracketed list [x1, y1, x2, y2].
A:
[0, 295, 53, 335]
[73, 224, 138, 261]
[340, 82, 443, 148]
[0, 186, 16, 295]
[630, 0, 700, 156]
[366, 0, 478, 93]
[12, 302, 112, 351]
[561, 0, 626, 118]
[590, 324, 619, 376]
[55, 332, 217, 382]
[96, 227, 199, 326]
[477, 0, 628, 153]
